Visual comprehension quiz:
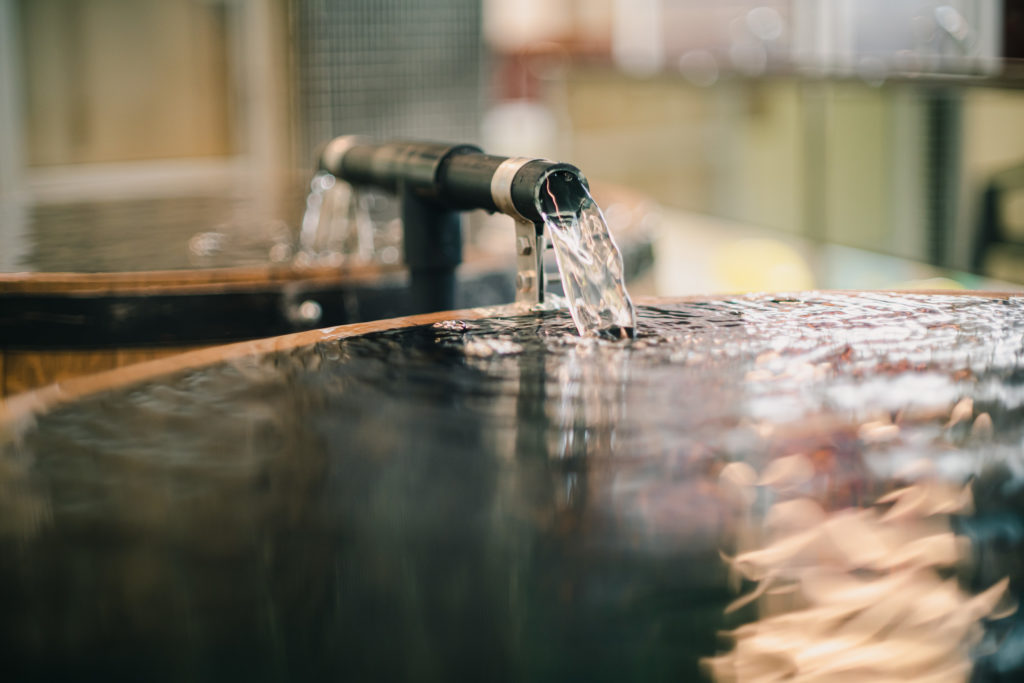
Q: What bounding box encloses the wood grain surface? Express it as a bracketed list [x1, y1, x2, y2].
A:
[0, 263, 397, 295]
[1, 347, 205, 398]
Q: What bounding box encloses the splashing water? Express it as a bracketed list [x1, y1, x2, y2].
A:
[537, 171, 637, 339]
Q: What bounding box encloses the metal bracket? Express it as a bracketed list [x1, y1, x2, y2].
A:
[514, 219, 546, 306]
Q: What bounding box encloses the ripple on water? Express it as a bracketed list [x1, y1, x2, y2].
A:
[1, 292, 1023, 681]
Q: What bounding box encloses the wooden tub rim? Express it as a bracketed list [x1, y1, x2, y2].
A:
[3, 290, 1021, 438]
[0, 256, 505, 297]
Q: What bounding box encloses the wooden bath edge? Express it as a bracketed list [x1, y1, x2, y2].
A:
[0, 304, 516, 436]
[3, 290, 1022, 438]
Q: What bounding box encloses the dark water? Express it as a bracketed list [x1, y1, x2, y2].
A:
[2, 293, 1024, 681]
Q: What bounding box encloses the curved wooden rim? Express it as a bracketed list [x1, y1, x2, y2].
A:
[0, 304, 517, 435]
[0, 253, 511, 296]
[0, 263, 398, 295]
[3, 290, 1021, 436]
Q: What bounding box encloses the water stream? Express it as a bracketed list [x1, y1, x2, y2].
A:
[297, 171, 376, 265]
[537, 171, 637, 339]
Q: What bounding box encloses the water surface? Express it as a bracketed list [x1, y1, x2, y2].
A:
[2, 293, 1023, 681]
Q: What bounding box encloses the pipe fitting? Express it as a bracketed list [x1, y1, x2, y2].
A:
[317, 138, 588, 223]
[315, 137, 590, 312]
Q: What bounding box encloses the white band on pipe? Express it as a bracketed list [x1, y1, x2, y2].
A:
[321, 135, 362, 174]
[490, 156, 534, 221]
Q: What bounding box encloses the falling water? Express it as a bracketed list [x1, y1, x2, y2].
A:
[298, 170, 335, 258]
[537, 171, 637, 339]
[298, 171, 375, 264]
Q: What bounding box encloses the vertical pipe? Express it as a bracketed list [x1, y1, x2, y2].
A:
[401, 190, 462, 313]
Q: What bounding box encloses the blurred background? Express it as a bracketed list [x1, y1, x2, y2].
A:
[1, 0, 1024, 293]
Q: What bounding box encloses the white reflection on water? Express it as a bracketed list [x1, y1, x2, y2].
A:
[709, 454, 1014, 682]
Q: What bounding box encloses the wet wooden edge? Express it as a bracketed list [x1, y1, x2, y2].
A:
[0, 252, 511, 296]
[2, 290, 1021, 437]
[0, 304, 517, 435]
[0, 264, 386, 294]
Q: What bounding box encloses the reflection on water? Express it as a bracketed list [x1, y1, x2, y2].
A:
[1, 293, 1023, 681]
[710, 461, 1009, 681]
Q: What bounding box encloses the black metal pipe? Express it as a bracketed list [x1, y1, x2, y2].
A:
[316, 137, 590, 314]
[319, 138, 588, 222]
[401, 190, 462, 312]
